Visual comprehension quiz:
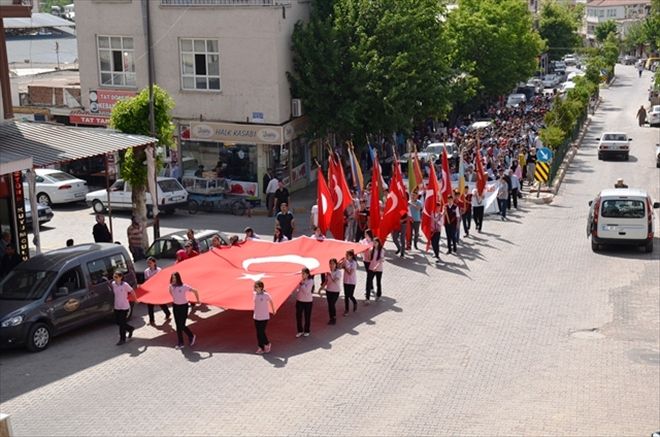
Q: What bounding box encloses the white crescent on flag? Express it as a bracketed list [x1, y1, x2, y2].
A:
[333, 185, 343, 211]
[242, 254, 321, 272]
[384, 191, 398, 216]
[321, 193, 329, 214]
[422, 189, 434, 217]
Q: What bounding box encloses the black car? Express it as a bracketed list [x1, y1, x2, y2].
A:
[134, 229, 229, 282]
[25, 201, 54, 226]
[0, 244, 137, 352]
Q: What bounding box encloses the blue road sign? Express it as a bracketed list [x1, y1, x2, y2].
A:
[536, 147, 553, 163]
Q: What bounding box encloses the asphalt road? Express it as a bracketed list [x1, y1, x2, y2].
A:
[1, 65, 658, 436]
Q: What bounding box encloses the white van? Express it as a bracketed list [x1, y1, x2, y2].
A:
[587, 189, 659, 253]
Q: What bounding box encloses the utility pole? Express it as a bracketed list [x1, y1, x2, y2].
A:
[55, 41, 60, 70]
[145, 0, 160, 239]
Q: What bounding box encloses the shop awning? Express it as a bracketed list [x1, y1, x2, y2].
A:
[0, 121, 157, 169]
[0, 147, 32, 175]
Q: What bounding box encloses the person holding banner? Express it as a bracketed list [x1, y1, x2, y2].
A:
[366, 237, 384, 303]
[443, 196, 459, 254]
[253, 280, 275, 354]
[320, 258, 342, 325]
[294, 268, 314, 337]
[460, 187, 472, 237]
[341, 250, 358, 315]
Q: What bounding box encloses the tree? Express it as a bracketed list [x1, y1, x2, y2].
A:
[595, 20, 618, 44]
[621, 21, 647, 54]
[539, 0, 581, 60]
[288, 0, 454, 139]
[447, 0, 545, 99]
[109, 86, 175, 236]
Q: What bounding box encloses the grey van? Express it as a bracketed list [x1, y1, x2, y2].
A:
[0, 243, 137, 352]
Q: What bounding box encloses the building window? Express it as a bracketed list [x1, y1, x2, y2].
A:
[180, 39, 220, 91]
[97, 36, 136, 87]
[607, 9, 617, 17]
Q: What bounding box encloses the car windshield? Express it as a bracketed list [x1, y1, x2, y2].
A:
[602, 134, 627, 141]
[146, 238, 183, 259]
[158, 179, 184, 192]
[47, 171, 77, 182]
[0, 269, 56, 300]
[601, 199, 645, 219]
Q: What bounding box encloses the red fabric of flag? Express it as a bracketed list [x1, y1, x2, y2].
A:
[475, 152, 487, 196]
[328, 155, 352, 239]
[413, 152, 424, 192]
[316, 167, 333, 235]
[421, 163, 440, 249]
[440, 147, 452, 202]
[378, 164, 408, 240]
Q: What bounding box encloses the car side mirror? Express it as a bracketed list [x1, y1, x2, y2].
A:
[55, 287, 69, 297]
[628, 138, 632, 141]
[588, 200, 593, 207]
[653, 202, 660, 209]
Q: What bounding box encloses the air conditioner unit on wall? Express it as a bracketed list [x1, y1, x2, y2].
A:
[292, 98, 302, 118]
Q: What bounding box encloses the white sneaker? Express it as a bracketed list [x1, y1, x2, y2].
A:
[296, 332, 303, 338]
[303, 332, 310, 337]
[190, 334, 197, 346]
[174, 344, 183, 350]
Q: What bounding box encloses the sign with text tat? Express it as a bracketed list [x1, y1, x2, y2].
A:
[89, 89, 137, 114]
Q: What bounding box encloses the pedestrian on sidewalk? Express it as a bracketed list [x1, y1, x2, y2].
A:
[366, 237, 384, 303]
[409, 192, 423, 250]
[525, 149, 536, 187]
[169, 272, 201, 349]
[274, 181, 289, 214]
[127, 216, 146, 261]
[321, 258, 342, 325]
[392, 213, 408, 257]
[637, 62, 644, 78]
[112, 271, 136, 346]
[636, 105, 647, 127]
[275, 203, 295, 240]
[144, 257, 171, 325]
[497, 175, 509, 221]
[294, 268, 314, 337]
[443, 196, 459, 254]
[341, 250, 358, 315]
[92, 214, 112, 243]
[253, 280, 275, 354]
[265, 171, 279, 216]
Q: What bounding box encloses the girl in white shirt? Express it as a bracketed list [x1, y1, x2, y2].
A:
[253, 280, 275, 354]
[112, 271, 136, 346]
[293, 268, 314, 337]
[367, 237, 385, 303]
[341, 250, 358, 315]
[169, 272, 201, 350]
[144, 257, 171, 325]
[320, 258, 342, 325]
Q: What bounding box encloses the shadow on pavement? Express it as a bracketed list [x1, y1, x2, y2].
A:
[594, 238, 660, 261]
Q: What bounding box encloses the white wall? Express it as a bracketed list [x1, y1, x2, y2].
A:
[76, 1, 309, 126]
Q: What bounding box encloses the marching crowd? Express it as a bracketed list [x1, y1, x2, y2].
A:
[107, 93, 556, 354]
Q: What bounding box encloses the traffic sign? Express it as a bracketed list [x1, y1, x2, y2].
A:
[534, 162, 550, 182]
[536, 147, 553, 163]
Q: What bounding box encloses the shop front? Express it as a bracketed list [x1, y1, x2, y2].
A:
[0, 155, 33, 262]
[178, 117, 316, 202]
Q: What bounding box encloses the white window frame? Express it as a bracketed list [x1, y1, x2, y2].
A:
[179, 38, 221, 92]
[96, 35, 136, 88]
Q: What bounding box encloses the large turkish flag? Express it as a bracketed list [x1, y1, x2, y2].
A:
[136, 237, 369, 311]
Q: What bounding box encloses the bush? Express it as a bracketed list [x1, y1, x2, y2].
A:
[539, 125, 566, 150]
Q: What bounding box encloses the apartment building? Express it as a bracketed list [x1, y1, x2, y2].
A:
[76, 0, 314, 196]
[585, 0, 651, 41]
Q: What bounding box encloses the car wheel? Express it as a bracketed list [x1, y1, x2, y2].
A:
[624, 153, 629, 161]
[591, 240, 600, 252]
[37, 192, 51, 206]
[188, 200, 199, 215]
[597, 153, 602, 160]
[26, 322, 51, 352]
[92, 200, 105, 213]
[645, 241, 653, 253]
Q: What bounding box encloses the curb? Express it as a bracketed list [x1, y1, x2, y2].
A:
[250, 206, 307, 217]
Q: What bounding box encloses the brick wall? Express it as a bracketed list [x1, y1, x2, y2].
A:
[26, 86, 81, 107]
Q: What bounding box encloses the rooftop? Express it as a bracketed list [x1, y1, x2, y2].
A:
[587, 0, 650, 6]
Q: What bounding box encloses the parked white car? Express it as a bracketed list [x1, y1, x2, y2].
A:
[648, 105, 660, 127]
[597, 132, 632, 161]
[542, 74, 559, 88]
[23, 169, 88, 206]
[506, 93, 527, 108]
[587, 188, 659, 253]
[563, 55, 577, 66]
[85, 177, 188, 216]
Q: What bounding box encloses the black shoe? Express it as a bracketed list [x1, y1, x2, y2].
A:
[328, 319, 336, 325]
[149, 320, 155, 326]
[128, 328, 134, 339]
[394, 249, 400, 255]
[116, 340, 126, 346]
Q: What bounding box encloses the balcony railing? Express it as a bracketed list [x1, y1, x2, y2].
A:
[161, 0, 290, 6]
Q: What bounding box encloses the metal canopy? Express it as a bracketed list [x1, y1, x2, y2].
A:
[3, 12, 75, 29]
[0, 121, 157, 168]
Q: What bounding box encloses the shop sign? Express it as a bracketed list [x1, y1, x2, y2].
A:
[190, 121, 282, 145]
[12, 171, 29, 261]
[283, 116, 309, 142]
[89, 89, 137, 114]
[69, 113, 109, 126]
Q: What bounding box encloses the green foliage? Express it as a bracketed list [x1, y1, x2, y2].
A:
[447, 0, 545, 99]
[39, 0, 69, 13]
[602, 33, 620, 67]
[110, 85, 175, 190]
[288, 0, 454, 138]
[539, 125, 565, 150]
[539, 0, 581, 60]
[621, 21, 647, 53]
[595, 20, 618, 44]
